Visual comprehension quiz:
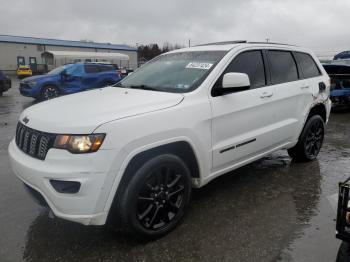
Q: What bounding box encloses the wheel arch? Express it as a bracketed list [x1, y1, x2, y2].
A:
[307, 103, 327, 122]
[124, 141, 200, 179]
[106, 141, 201, 226]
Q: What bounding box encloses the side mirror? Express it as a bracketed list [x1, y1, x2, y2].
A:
[61, 70, 68, 78]
[222, 72, 250, 90]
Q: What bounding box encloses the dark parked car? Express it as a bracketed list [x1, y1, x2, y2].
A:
[0, 70, 11, 96]
[323, 64, 350, 109]
[19, 62, 122, 100]
[335, 176, 350, 261]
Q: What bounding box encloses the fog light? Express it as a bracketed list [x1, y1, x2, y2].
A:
[50, 180, 81, 194]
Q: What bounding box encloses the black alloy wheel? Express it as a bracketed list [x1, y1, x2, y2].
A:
[116, 154, 191, 239]
[288, 115, 325, 162]
[136, 164, 186, 230]
[41, 86, 59, 100]
[304, 117, 324, 159]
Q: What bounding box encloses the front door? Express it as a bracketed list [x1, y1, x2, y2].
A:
[62, 64, 84, 94]
[210, 50, 278, 171]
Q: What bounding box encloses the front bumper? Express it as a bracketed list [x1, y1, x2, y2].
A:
[8, 139, 119, 225]
[19, 83, 38, 97]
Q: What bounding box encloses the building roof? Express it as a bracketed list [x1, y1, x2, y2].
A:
[0, 35, 137, 51]
[42, 50, 129, 60]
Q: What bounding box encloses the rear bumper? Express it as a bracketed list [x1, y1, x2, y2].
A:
[17, 73, 32, 78]
[330, 96, 350, 109]
[8, 139, 120, 225]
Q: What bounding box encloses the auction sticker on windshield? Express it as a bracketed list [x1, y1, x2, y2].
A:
[186, 62, 213, 70]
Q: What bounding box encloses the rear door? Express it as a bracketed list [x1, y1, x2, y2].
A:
[82, 64, 101, 89]
[98, 64, 116, 86]
[268, 50, 322, 143]
[210, 50, 278, 171]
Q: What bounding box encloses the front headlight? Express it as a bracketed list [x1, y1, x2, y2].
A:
[53, 134, 105, 153]
[27, 81, 37, 87]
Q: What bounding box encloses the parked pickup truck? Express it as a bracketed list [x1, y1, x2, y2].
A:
[19, 62, 121, 100]
[0, 70, 11, 96]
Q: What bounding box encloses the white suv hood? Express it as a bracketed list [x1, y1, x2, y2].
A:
[19, 87, 184, 134]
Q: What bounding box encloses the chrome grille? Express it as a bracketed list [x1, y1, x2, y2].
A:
[15, 122, 56, 160]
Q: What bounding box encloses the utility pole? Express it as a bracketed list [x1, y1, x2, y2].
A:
[188, 39, 191, 47]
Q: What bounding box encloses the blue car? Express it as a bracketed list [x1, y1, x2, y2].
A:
[323, 64, 350, 110]
[19, 63, 121, 100]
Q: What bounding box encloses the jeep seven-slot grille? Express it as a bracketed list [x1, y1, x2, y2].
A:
[15, 122, 56, 160]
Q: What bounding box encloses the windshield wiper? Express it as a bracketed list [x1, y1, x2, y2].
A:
[113, 82, 124, 87]
[129, 85, 160, 91]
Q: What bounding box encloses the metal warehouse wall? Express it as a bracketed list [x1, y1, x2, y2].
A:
[0, 42, 138, 73]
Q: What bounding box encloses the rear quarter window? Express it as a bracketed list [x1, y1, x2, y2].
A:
[268, 50, 298, 84]
[294, 52, 321, 79]
[84, 64, 100, 73]
[99, 65, 114, 72]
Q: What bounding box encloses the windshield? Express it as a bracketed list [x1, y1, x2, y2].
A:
[47, 64, 76, 75]
[116, 51, 227, 93]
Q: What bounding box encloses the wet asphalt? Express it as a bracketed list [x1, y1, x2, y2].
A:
[0, 79, 349, 262]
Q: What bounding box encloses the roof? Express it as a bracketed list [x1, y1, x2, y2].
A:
[170, 41, 306, 54]
[334, 51, 350, 60]
[42, 50, 129, 61]
[0, 35, 137, 51]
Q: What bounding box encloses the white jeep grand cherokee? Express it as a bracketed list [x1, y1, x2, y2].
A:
[9, 41, 331, 239]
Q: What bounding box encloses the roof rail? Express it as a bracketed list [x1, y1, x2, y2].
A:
[247, 41, 296, 46]
[196, 40, 296, 47]
[196, 40, 247, 46]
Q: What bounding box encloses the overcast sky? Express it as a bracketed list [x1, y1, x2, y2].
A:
[0, 0, 349, 56]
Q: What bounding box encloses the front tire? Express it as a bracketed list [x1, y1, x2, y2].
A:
[288, 115, 325, 162]
[40, 85, 60, 101]
[116, 154, 192, 239]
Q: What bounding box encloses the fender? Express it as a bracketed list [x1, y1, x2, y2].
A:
[103, 136, 202, 214]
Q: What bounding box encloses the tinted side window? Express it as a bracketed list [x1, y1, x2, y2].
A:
[84, 64, 100, 73]
[224, 50, 266, 88]
[99, 65, 114, 72]
[68, 64, 84, 76]
[268, 51, 298, 84]
[295, 52, 321, 78]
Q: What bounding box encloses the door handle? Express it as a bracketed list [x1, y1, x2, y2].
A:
[260, 91, 273, 98]
[301, 85, 309, 89]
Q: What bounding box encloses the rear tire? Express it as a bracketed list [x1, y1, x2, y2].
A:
[40, 85, 60, 101]
[336, 241, 350, 262]
[288, 115, 325, 162]
[112, 154, 192, 240]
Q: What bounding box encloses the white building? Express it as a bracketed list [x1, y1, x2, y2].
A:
[0, 35, 138, 74]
